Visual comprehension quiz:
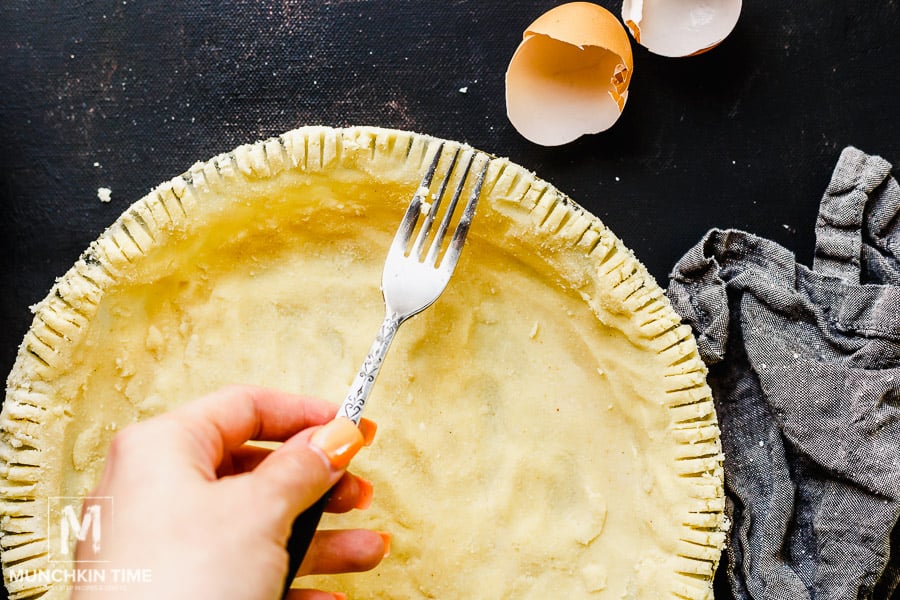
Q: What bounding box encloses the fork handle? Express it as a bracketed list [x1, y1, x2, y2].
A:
[281, 312, 401, 597]
[339, 312, 402, 424]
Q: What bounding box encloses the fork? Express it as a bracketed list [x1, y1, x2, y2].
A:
[281, 143, 489, 596]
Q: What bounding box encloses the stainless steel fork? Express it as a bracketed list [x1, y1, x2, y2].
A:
[282, 143, 489, 595]
[339, 144, 489, 424]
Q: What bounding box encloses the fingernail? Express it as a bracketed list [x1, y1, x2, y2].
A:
[359, 418, 377, 446]
[332, 593, 347, 600]
[309, 417, 364, 470]
[378, 531, 392, 558]
[355, 477, 374, 510]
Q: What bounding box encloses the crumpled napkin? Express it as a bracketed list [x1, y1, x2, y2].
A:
[667, 147, 900, 600]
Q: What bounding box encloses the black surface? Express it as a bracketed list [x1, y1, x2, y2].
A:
[1, 1, 898, 598]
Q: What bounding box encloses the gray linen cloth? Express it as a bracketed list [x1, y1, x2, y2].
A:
[666, 147, 900, 600]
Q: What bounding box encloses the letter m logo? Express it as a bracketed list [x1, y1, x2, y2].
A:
[48, 497, 113, 563]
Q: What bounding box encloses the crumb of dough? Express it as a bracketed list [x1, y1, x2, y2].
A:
[98, 187, 112, 203]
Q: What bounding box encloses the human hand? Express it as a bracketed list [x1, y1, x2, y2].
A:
[70, 385, 388, 600]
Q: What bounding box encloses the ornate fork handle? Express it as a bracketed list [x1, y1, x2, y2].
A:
[339, 312, 402, 424]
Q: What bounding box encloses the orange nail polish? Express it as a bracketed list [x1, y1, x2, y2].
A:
[359, 418, 377, 446]
[378, 531, 392, 558]
[355, 477, 374, 510]
[309, 417, 364, 470]
[332, 593, 347, 600]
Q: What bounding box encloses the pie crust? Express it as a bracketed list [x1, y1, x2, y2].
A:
[1, 126, 725, 599]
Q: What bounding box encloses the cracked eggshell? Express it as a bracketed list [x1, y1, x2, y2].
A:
[622, 0, 742, 57]
[505, 2, 633, 146]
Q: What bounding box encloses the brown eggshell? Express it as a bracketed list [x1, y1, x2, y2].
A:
[506, 2, 634, 146]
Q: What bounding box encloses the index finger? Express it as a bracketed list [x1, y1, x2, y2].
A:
[161, 384, 338, 469]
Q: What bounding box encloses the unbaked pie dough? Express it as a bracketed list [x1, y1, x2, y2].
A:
[0, 126, 725, 599]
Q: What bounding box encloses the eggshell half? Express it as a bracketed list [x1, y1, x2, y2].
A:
[622, 0, 742, 57]
[506, 2, 634, 146]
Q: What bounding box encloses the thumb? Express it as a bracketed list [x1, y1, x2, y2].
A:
[252, 417, 366, 524]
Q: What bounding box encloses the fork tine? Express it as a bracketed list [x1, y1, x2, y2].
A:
[411, 147, 460, 260]
[392, 142, 444, 254]
[426, 150, 476, 265]
[439, 155, 488, 268]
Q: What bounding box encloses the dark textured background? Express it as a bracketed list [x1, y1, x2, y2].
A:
[1, 1, 898, 598]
